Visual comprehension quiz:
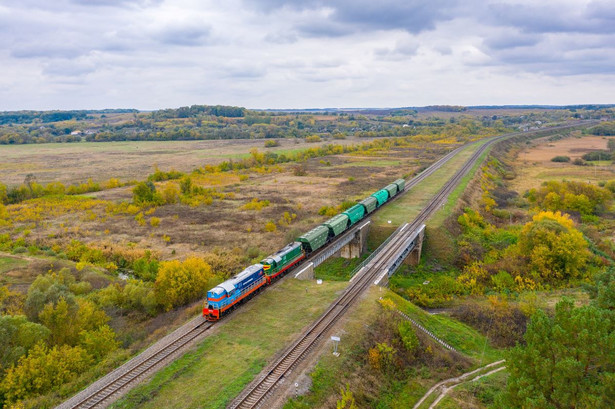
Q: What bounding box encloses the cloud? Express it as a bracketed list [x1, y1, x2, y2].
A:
[247, 0, 457, 36]
[0, 0, 614, 110]
[154, 24, 211, 46]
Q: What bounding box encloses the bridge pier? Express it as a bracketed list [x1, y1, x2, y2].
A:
[339, 221, 369, 259]
[404, 227, 425, 266]
[294, 262, 314, 280]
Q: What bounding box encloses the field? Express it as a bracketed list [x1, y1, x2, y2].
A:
[3, 109, 611, 408]
[511, 133, 615, 192]
[0, 136, 378, 187]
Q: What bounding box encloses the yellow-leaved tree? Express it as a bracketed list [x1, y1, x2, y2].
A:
[155, 257, 214, 310]
[519, 211, 590, 282]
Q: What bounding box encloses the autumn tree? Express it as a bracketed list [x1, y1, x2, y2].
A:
[38, 297, 109, 346]
[499, 299, 615, 408]
[0, 316, 50, 373]
[24, 270, 76, 321]
[154, 257, 214, 310]
[518, 211, 590, 283]
[0, 343, 93, 406]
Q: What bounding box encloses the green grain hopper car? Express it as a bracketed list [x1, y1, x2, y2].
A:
[343, 204, 366, 226]
[322, 214, 350, 238]
[394, 179, 405, 192]
[371, 189, 389, 207]
[384, 183, 398, 199]
[297, 225, 329, 253]
[359, 196, 378, 214]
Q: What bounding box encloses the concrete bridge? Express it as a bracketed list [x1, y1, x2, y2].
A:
[294, 220, 425, 282]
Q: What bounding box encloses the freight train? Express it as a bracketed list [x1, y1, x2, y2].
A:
[202, 178, 405, 321]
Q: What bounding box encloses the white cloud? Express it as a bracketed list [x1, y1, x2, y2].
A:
[0, 0, 613, 110]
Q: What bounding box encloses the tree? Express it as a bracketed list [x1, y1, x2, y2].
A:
[79, 325, 119, 361]
[0, 182, 7, 204]
[0, 316, 50, 373]
[0, 343, 93, 406]
[154, 257, 214, 310]
[24, 271, 76, 322]
[587, 267, 615, 311]
[499, 299, 615, 409]
[132, 181, 161, 205]
[518, 211, 590, 283]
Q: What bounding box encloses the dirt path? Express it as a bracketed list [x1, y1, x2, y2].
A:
[413, 360, 506, 409]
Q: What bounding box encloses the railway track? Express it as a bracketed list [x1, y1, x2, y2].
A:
[57, 121, 592, 409]
[228, 121, 595, 409]
[56, 316, 214, 409]
[56, 137, 469, 409]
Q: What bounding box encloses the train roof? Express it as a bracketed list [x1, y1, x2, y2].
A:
[231, 264, 263, 284]
[264, 242, 301, 264]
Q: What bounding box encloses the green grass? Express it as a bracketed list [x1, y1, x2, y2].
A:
[283, 287, 383, 409]
[429, 146, 492, 227]
[110, 279, 348, 409]
[313, 255, 368, 281]
[372, 140, 488, 228]
[383, 292, 503, 363]
[0, 256, 27, 274]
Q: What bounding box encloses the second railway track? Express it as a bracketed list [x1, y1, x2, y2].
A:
[228, 122, 595, 409]
[57, 121, 593, 409]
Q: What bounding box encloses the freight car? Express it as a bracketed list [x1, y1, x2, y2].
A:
[203, 177, 405, 321]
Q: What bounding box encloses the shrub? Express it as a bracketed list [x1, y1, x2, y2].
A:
[581, 150, 610, 161]
[572, 158, 587, 166]
[264, 221, 277, 232]
[241, 198, 270, 211]
[132, 181, 162, 205]
[550, 155, 570, 162]
[305, 135, 321, 143]
[150, 217, 161, 227]
[264, 139, 280, 147]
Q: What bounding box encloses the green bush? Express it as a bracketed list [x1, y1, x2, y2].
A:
[12, 246, 26, 254]
[582, 150, 610, 161]
[550, 155, 570, 162]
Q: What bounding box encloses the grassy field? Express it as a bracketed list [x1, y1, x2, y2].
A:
[511, 133, 615, 193]
[313, 256, 368, 281]
[111, 278, 348, 409]
[283, 286, 386, 409]
[0, 136, 378, 186]
[384, 292, 503, 363]
[372, 140, 488, 228]
[0, 255, 27, 274]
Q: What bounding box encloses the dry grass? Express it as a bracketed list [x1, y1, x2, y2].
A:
[0, 136, 377, 186]
[1, 138, 454, 262]
[511, 134, 615, 193]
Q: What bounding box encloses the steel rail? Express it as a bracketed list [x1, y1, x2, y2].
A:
[58, 121, 593, 409]
[227, 121, 595, 409]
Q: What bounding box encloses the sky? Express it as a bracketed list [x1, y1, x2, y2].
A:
[0, 0, 614, 110]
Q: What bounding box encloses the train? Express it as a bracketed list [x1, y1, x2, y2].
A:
[202, 178, 406, 321]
